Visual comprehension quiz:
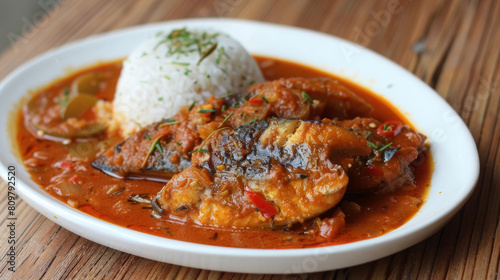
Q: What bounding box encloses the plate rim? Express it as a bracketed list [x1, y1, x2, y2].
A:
[0, 18, 480, 274]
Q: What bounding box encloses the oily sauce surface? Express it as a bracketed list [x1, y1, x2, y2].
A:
[16, 57, 432, 248]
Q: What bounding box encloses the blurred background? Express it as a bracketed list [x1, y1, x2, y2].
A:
[0, 0, 60, 55]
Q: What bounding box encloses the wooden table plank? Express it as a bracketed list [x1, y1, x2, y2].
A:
[0, 0, 499, 279]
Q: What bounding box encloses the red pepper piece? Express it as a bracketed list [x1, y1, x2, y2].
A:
[245, 187, 277, 219]
[364, 164, 384, 177]
[377, 120, 403, 138]
[248, 98, 264, 104]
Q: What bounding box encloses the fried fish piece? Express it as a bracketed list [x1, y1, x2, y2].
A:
[155, 118, 371, 228]
[91, 81, 311, 181]
[245, 77, 373, 120]
[330, 117, 427, 193]
[92, 78, 373, 181]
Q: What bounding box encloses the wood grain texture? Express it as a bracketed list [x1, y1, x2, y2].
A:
[0, 0, 498, 279]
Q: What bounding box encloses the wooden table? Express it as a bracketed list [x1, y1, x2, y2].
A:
[1, 0, 498, 279]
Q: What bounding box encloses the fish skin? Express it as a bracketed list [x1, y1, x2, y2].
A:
[156, 118, 371, 228]
[92, 77, 373, 181]
[91, 121, 192, 182]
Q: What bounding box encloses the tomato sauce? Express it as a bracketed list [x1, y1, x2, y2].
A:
[16, 57, 433, 249]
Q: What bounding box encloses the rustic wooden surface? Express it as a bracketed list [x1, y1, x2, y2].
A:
[0, 0, 498, 279]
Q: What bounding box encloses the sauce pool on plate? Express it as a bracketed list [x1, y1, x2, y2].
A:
[16, 56, 432, 249]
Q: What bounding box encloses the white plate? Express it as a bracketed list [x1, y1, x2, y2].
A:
[0, 18, 479, 274]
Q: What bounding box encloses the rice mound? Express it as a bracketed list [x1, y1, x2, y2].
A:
[110, 29, 265, 136]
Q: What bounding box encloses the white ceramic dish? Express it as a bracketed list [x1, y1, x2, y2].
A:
[0, 18, 479, 274]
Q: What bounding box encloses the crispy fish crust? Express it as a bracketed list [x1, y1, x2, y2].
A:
[156, 118, 371, 228]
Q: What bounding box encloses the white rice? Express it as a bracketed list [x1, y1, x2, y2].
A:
[111, 29, 265, 136]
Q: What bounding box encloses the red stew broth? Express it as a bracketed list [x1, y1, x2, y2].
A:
[16, 57, 432, 249]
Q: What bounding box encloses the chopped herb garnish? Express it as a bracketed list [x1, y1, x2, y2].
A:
[221, 47, 229, 58]
[301, 91, 313, 103]
[168, 27, 187, 39]
[197, 42, 217, 66]
[188, 101, 196, 111]
[163, 75, 171, 80]
[154, 142, 164, 154]
[60, 88, 70, 107]
[378, 142, 393, 152]
[366, 140, 394, 152]
[221, 104, 226, 111]
[233, 102, 240, 108]
[262, 96, 269, 104]
[215, 46, 230, 67]
[367, 141, 378, 150]
[145, 132, 152, 140]
[172, 62, 190, 66]
[222, 91, 233, 98]
[198, 109, 216, 113]
[388, 84, 393, 88]
[189, 148, 207, 154]
[219, 112, 233, 128]
[158, 97, 164, 101]
[142, 137, 163, 167]
[153, 38, 169, 51]
[159, 119, 178, 127]
[219, 67, 228, 75]
[176, 142, 182, 146]
[154, 28, 220, 61]
[249, 80, 256, 85]
[241, 118, 258, 126]
[365, 131, 372, 139]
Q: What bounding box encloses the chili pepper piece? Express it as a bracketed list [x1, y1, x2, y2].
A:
[245, 187, 277, 219]
[249, 98, 264, 104]
[377, 120, 403, 137]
